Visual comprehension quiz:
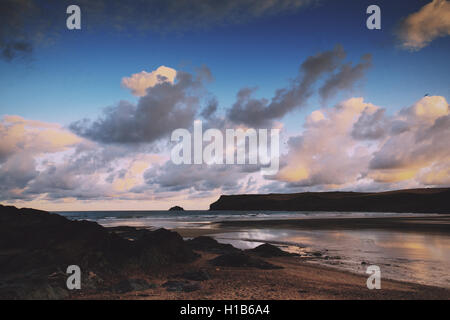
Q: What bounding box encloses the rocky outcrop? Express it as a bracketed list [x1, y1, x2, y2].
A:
[186, 236, 241, 254]
[0, 204, 198, 299]
[169, 206, 184, 211]
[172, 270, 211, 281]
[209, 252, 282, 270]
[209, 188, 450, 213]
[247, 243, 297, 258]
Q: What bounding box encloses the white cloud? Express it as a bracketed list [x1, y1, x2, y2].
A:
[121, 66, 177, 96]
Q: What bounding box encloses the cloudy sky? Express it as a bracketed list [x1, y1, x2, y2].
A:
[0, 0, 449, 211]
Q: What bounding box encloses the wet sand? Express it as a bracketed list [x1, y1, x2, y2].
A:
[170, 215, 450, 290]
[212, 215, 450, 234]
[173, 215, 450, 238]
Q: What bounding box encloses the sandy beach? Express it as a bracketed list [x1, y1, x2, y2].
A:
[78, 249, 450, 300]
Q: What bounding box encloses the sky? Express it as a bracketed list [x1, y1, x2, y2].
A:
[0, 0, 449, 211]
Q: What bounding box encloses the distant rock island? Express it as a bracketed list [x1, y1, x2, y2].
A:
[169, 206, 184, 211]
[209, 188, 450, 214]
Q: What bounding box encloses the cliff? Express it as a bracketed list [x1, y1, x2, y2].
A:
[209, 188, 450, 213]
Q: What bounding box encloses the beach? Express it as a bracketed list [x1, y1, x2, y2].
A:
[84, 213, 450, 300]
[171, 215, 450, 290]
[79, 250, 450, 300]
[2, 205, 449, 300]
[59, 210, 450, 292]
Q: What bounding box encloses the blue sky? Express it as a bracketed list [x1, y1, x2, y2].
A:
[1, 0, 449, 125]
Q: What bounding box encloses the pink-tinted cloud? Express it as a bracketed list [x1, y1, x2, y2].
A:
[275, 96, 450, 191]
[397, 0, 450, 50]
[121, 66, 177, 96]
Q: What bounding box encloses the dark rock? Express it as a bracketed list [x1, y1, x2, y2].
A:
[135, 228, 199, 265]
[0, 283, 70, 300]
[186, 236, 241, 254]
[0, 204, 132, 275]
[247, 243, 296, 258]
[162, 280, 185, 291]
[174, 270, 210, 281]
[182, 283, 201, 292]
[82, 271, 104, 291]
[0, 204, 198, 299]
[0, 205, 198, 273]
[113, 280, 135, 293]
[162, 280, 200, 292]
[169, 206, 184, 211]
[108, 226, 150, 241]
[0, 270, 70, 300]
[113, 279, 156, 293]
[209, 252, 282, 270]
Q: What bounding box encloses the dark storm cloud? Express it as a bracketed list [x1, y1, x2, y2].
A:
[319, 54, 372, 102]
[226, 46, 372, 127]
[1, 0, 318, 61]
[70, 69, 211, 144]
[0, 0, 39, 61]
[200, 98, 218, 119]
[227, 46, 346, 127]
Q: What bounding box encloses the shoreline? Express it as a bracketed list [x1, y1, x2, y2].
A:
[172, 215, 450, 237]
[212, 215, 450, 234]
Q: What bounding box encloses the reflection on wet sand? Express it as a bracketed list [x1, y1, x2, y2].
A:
[212, 228, 450, 288]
